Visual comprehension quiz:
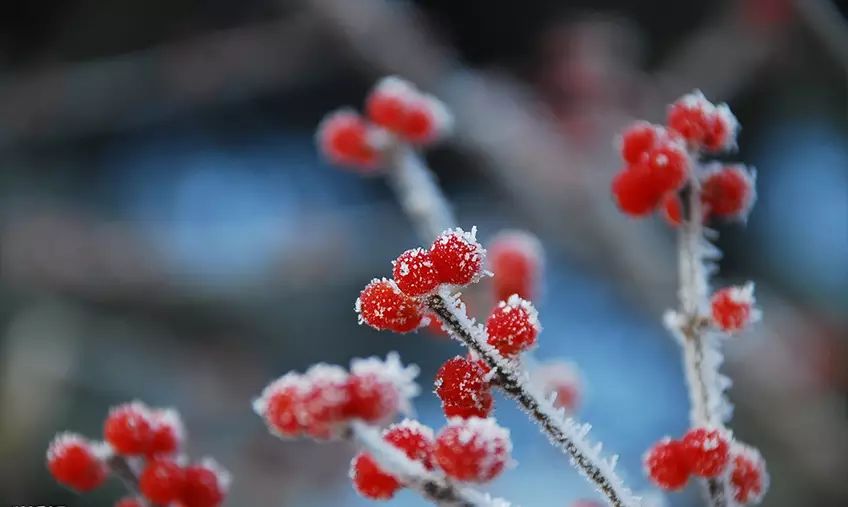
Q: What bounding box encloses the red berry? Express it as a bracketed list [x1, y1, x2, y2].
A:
[147, 408, 184, 456]
[356, 278, 425, 333]
[255, 373, 306, 438]
[429, 228, 485, 286]
[620, 121, 662, 164]
[104, 401, 154, 455]
[711, 284, 756, 332]
[182, 460, 230, 507]
[729, 444, 768, 504]
[644, 438, 690, 490]
[701, 165, 754, 220]
[533, 360, 582, 412]
[435, 357, 493, 419]
[611, 163, 666, 217]
[703, 104, 738, 152]
[345, 353, 417, 423]
[682, 428, 730, 478]
[317, 110, 381, 170]
[667, 91, 737, 152]
[46, 433, 108, 492]
[299, 364, 350, 440]
[488, 230, 543, 302]
[486, 295, 540, 356]
[661, 193, 683, 227]
[435, 417, 511, 483]
[645, 141, 689, 192]
[139, 457, 185, 504]
[383, 420, 436, 469]
[350, 452, 401, 500]
[115, 497, 144, 507]
[400, 96, 450, 144]
[366, 77, 413, 133]
[392, 247, 440, 296]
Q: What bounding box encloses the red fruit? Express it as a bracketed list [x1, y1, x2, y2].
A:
[356, 278, 425, 333]
[139, 458, 185, 504]
[486, 295, 540, 356]
[299, 364, 350, 439]
[667, 91, 737, 152]
[104, 401, 154, 455]
[429, 228, 485, 286]
[366, 77, 413, 133]
[148, 408, 184, 456]
[435, 417, 511, 483]
[392, 247, 440, 296]
[620, 121, 662, 164]
[400, 96, 450, 144]
[317, 110, 381, 170]
[701, 165, 754, 220]
[611, 163, 666, 217]
[703, 104, 738, 152]
[350, 452, 401, 500]
[255, 373, 306, 438]
[645, 141, 689, 192]
[344, 373, 400, 423]
[488, 230, 543, 302]
[533, 360, 582, 412]
[644, 438, 690, 490]
[682, 428, 730, 478]
[435, 357, 493, 419]
[729, 445, 768, 504]
[46, 433, 108, 492]
[383, 420, 436, 469]
[182, 460, 229, 507]
[711, 284, 756, 332]
[114, 497, 144, 507]
[661, 193, 683, 226]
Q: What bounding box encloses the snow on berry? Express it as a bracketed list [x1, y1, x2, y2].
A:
[392, 247, 440, 296]
[434, 356, 494, 419]
[139, 457, 185, 505]
[114, 497, 144, 507]
[611, 163, 667, 217]
[429, 227, 486, 286]
[729, 444, 769, 504]
[254, 372, 308, 438]
[182, 458, 231, 507]
[486, 295, 541, 356]
[383, 419, 436, 469]
[667, 91, 738, 152]
[365, 76, 452, 145]
[46, 433, 108, 492]
[345, 353, 419, 423]
[350, 452, 402, 500]
[488, 230, 544, 302]
[532, 360, 582, 412]
[103, 401, 154, 456]
[434, 417, 511, 483]
[661, 193, 683, 227]
[356, 278, 425, 333]
[681, 427, 730, 478]
[147, 408, 184, 456]
[700, 165, 755, 221]
[619, 121, 664, 165]
[711, 283, 758, 333]
[644, 438, 690, 491]
[299, 364, 351, 440]
[317, 109, 383, 170]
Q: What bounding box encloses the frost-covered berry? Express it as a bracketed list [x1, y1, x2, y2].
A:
[645, 141, 689, 192]
[365, 77, 451, 145]
[701, 165, 755, 220]
[115, 497, 144, 507]
[711, 284, 756, 333]
[350, 452, 401, 500]
[620, 121, 663, 164]
[148, 408, 184, 456]
[667, 91, 737, 152]
[255, 373, 306, 438]
[139, 457, 185, 504]
[299, 364, 350, 439]
[486, 295, 540, 356]
[729, 444, 768, 504]
[384, 420, 436, 469]
[682, 428, 730, 478]
[644, 438, 690, 491]
[182, 460, 230, 507]
[46, 433, 108, 492]
[356, 278, 425, 333]
[611, 163, 666, 217]
[661, 193, 683, 227]
[488, 230, 543, 302]
[434, 356, 493, 419]
[434, 417, 511, 483]
[104, 401, 154, 455]
[317, 110, 382, 170]
[344, 354, 418, 423]
[399, 95, 451, 145]
[392, 248, 440, 296]
[430, 228, 485, 286]
[533, 360, 582, 412]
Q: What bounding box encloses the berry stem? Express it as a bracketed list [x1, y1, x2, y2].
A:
[386, 144, 456, 240]
[426, 289, 638, 507]
[348, 420, 510, 507]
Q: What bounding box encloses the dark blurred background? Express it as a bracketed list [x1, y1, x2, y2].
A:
[0, 0, 846, 506]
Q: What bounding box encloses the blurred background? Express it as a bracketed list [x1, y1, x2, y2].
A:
[0, 0, 846, 505]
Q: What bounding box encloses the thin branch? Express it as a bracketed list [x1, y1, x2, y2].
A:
[425, 289, 639, 507]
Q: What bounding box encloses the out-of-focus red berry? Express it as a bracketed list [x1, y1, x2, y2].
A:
[533, 360, 582, 412]
[344, 372, 400, 424]
[392, 247, 440, 296]
[148, 408, 184, 457]
[356, 278, 424, 333]
[383, 420, 436, 469]
[299, 364, 350, 440]
[256, 374, 305, 438]
[701, 165, 754, 220]
[645, 141, 689, 192]
[430, 228, 486, 286]
[682, 428, 730, 478]
[661, 193, 683, 226]
[366, 78, 411, 133]
[488, 230, 543, 302]
[350, 452, 402, 500]
[139, 458, 185, 505]
[47, 433, 108, 492]
[644, 438, 690, 491]
[667, 92, 737, 152]
[434, 417, 511, 483]
[620, 122, 662, 164]
[317, 110, 381, 170]
[486, 295, 540, 356]
[104, 402, 154, 456]
[365, 77, 451, 145]
[711, 284, 756, 332]
[435, 356, 493, 419]
[729, 444, 768, 504]
[611, 163, 666, 217]
[182, 460, 229, 507]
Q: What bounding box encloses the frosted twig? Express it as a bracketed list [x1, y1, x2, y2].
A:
[425, 289, 639, 507]
[348, 420, 511, 507]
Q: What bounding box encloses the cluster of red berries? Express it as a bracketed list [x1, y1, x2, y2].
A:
[47, 401, 229, 507]
[356, 228, 485, 333]
[351, 417, 511, 500]
[254, 354, 418, 440]
[711, 283, 758, 333]
[644, 428, 767, 504]
[317, 76, 452, 170]
[487, 230, 543, 302]
[612, 92, 754, 223]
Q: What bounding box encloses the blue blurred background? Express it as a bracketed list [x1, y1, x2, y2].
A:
[0, 0, 845, 506]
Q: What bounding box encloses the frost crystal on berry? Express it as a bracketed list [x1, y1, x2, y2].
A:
[182, 458, 230, 507]
[681, 427, 730, 478]
[711, 283, 758, 333]
[383, 419, 436, 469]
[148, 408, 184, 456]
[365, 76, 452, 145]
[46, 433, 108, 492]
[430, 227, 486, 286]
[486, 295, 541, 356]
[644, 438, 690, 491]
[619, 121, 665, 165]
[729, 443, 768, 504]
[435, 356, 494, 419]
[488, 230, 543, 302]
[392, 247, 441, 296]
[350, 452, 402, 500]
[667, 90, 738, 152]
[355, 278, 425, 333]
[701, 164, 756, 221]
[139, 457, 185, 504]
[253, 372, 308, 438]
[104, 401, 154, 456]
[434, 417, 512, 483]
